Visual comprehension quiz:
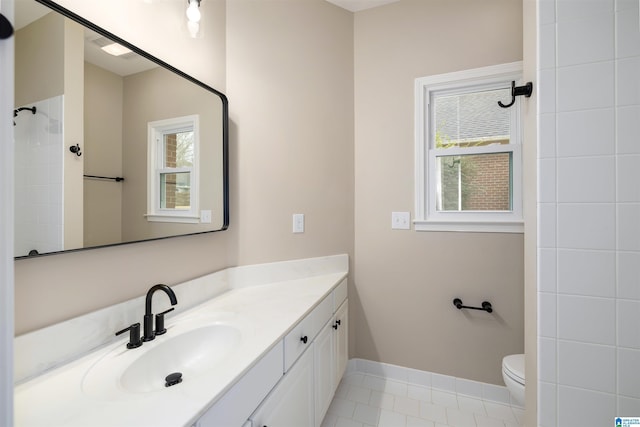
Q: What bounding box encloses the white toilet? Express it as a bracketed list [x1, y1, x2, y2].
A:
[502, 354, 525, 406]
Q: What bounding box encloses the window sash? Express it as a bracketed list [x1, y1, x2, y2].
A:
[155, 136, 196, 214]
[158, 169, 192, 211]
[427, 145, 522, 220]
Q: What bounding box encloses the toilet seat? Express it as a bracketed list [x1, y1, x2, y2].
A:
[502, 354, 525, 385]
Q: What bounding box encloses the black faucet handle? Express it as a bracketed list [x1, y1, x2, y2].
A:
[155, 307, 175, 336]
[115, 323, 143, 349]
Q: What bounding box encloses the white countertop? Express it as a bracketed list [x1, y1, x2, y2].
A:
[14, 256, 348, 427]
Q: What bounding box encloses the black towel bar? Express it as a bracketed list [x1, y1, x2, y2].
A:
[83, 174, 125, 182]
[453, 298, 493, 313]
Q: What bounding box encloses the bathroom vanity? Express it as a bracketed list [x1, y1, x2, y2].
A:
[14, 255, 349, 427]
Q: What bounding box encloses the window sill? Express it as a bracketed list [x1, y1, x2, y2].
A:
[145, 213, 200, 224]
[413, 219, 524, 233]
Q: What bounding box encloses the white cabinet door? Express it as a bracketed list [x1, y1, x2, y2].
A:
[196, 344, 283, 427]
[334, 299, 348, 386]
[250, 345, 315, 427]
[314, 319, 335, 427]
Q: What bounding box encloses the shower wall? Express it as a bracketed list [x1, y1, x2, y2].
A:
[14, 96, 64, 256]
[537, 0, 640, 424]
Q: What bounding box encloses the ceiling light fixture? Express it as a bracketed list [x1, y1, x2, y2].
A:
[186, 0, 201, 38]
[101, 43, 133, 57]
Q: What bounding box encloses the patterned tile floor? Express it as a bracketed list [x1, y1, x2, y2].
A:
[321, 373, 524, 427]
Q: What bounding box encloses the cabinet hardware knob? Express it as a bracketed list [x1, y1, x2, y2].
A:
[300, 335, 308, 344]
[333, 319, 341, 329]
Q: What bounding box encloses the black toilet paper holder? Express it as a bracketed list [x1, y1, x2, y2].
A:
[453, 298, 493, 313]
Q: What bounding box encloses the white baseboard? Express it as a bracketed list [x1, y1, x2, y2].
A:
[344, 358, 523, 409]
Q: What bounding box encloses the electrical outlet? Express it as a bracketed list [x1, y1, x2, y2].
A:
[293, 214, 304, 233]
[391, 211, 410, 230]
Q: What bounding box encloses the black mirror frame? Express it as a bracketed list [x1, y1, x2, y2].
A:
[15, 0, 229, 260]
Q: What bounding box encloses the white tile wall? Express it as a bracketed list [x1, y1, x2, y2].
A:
[558, 340, 616, 393]
[617, 155, 640, 201]
[616, 57, 640, 106]
[538, 338, 557, 383]
[538, 113, 557, 158]
[557, 249, 615, 297]
[557, 386, 616, 427]
[557, 295, 615, 345]
[556, 13, 614, 67]
[617, 204, 640, 251]
[556, 204, 615, 249]
[13, 96, 64, 257]
[556, 156, 615, 203]
[618, 349, 640, 398]
[556, 109, 615, 157]
[556, 0, 613, 23]
[617, 106, 640, 154]
[537, 0, 640, 423]
[618, 300, 640, 349]
[538, 249, 557, 293]
[556, 61, 614, 112]
[617, 251, 640, 299]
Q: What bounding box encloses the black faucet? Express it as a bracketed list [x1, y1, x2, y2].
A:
[142, 284, 178, 342]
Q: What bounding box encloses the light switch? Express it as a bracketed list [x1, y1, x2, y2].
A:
[391, 211, 410, 230]
[293, 213, 304, 233]
[200, 210, 212, 224]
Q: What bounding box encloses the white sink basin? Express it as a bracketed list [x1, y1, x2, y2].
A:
[120, 324, 241, 393]
[82, 321, 242, 400]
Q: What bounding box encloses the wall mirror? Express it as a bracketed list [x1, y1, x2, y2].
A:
[13, 0, 229, 259]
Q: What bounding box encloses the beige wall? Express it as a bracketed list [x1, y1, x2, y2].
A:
[353, 0, 524, 385]
[121, 67, 225, 239]
[84, 62, 123, 247]
[226, 0, 355, 266]
[15, 12, 64, 106]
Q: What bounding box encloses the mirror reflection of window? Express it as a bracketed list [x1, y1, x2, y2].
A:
[147, 115, 200, 223]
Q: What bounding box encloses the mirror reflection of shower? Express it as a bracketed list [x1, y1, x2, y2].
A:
[13, 95, 65, 256]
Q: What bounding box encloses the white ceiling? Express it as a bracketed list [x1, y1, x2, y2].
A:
[324, 0, 401, 12]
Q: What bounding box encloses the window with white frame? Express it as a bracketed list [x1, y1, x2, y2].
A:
[147, 115, 200, 223]
[414, 62, 524, 233]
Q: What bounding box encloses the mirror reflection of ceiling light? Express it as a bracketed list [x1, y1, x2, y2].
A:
[101, 43, 133, 57]
[186, 0, 201, 38]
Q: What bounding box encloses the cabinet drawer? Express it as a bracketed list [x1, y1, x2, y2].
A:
[333, 279, 348, 311]
[284, 294, 332, 372]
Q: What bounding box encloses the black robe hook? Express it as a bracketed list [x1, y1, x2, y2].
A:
[498, 81, 533, 108]
[69, 144, 82, 156]
[0, 13, 14, 40]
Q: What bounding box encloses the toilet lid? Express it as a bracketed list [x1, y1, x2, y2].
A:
[503, 354, 525, 384]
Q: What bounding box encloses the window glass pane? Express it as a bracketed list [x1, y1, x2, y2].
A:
[436, 152, 512, 211]
[160, 172, 191, 209]
[163, 131, 194, 168]
[433, 88, 511, 149]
